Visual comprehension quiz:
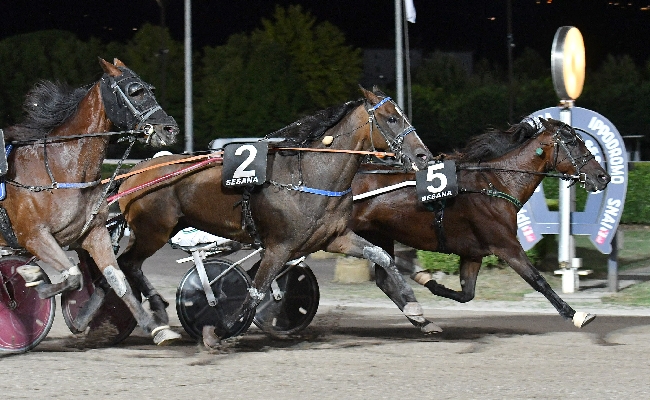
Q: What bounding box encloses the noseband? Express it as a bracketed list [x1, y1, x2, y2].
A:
[549, 124, 595, 185]
[366, 96, 417, 165]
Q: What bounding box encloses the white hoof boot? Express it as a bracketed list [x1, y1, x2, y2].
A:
[16, 265, 45, 287]
[152, 325, 181, 345]
[573, 312, 596, 328]
[202, 325, 220, 349]
[403, 302, 425, 323]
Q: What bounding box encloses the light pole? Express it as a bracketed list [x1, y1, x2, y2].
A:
[184, 0, 193, 154]
[551, 26, 586, 292]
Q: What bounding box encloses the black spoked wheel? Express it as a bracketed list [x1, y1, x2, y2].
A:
[248, 261, 319, 336]
[61, 256, 139, 346]
[176, 259, 255, 340]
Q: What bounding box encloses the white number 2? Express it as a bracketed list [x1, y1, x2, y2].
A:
[426, 163, 448, 193]
[233, 144, 257, 179]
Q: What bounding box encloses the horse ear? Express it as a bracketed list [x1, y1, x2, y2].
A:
[99, 57, 122, 77]
[113, 58, 127, 68]
[359, 85, 380, 105]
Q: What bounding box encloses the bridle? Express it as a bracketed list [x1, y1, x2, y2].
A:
[366, 96, 418, 169]
[544, 122, 595, 186]
[100, 67, 166, 145]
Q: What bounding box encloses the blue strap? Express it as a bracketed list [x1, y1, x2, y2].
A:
[396, 126, 416, 140]
[56, 181, 101, 189]
[294, 186, 352, 197]
[369, 96, 392, 111]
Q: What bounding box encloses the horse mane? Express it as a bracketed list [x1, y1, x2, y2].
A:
[447, 120, 543, 163]
[3, 80, 89, 141]
[266, 99, 365, 147]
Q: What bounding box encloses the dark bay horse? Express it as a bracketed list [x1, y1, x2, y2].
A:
[0, 58, 180, 345]
[351, 117, 610, 328]
[116, 87, 438, 343]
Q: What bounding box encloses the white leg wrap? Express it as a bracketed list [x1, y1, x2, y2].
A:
[363, 246, 391, 268]
[411, 271, 433, 285]
[248, 287, 265, 302]
[60, 265, 81, 280]
[104, 265, 128, 297]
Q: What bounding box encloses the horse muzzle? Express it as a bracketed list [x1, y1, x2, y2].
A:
[583, 171, 611, 192]
[138, 121, 179, 147]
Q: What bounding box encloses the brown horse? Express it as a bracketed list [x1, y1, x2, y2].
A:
[350, 117, 610, 328]
[0, 58, 180, 346]
[116, 87, 438, 343]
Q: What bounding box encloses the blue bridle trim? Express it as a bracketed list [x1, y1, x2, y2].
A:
[369, 96, 392, 111]
[294, 186, 352, 197]
[395, 125, 416, 140]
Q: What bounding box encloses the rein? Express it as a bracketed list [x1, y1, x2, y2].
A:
[106, 156, 222, 205]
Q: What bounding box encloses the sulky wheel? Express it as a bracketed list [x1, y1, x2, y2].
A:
[176, 258, 255, 341]
[60, 254, 138, 346]
[248, 260, 319, 336]
[0, 256, 55, 353]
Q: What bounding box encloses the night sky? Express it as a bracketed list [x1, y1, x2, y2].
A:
[1, 1, 650, 68]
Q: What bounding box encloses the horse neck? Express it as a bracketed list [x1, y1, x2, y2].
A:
[298, 105, 371, 191]
[49, 83, 112, 176]
[479, 135, 550, 204]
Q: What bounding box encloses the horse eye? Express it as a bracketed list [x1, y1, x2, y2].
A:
[387, 116, 398, 124]
[127, 82, 145, 97]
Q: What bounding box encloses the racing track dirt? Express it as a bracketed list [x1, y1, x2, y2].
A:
[2, 246, 650, 399]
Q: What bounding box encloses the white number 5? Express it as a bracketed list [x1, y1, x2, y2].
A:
[426, 163, 447, 193]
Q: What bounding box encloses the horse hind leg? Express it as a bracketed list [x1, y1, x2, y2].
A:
[413, 257, 481, 304]
[328, 232, 442, 333]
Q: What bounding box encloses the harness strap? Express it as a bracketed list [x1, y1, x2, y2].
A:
[353, 180, 416, 201]
[424, 201, 448, 253]
[293, 186, 352, 197]
[460, 187, 524, 210]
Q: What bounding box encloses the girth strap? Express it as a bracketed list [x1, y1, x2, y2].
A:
[424, 201, 447, 253]
[0, 206, 20, 249]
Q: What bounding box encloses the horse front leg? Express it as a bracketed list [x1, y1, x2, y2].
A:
[82, 226, 180, 345]
[414, 256, 482, 303]
[496, 245, 595, 328]
[16, 233, 83, 298]
[327, 230, 442, 333]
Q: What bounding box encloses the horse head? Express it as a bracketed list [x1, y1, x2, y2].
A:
[360, 86, 433, 171]
[534, 117, 610, 192]
[99, 58, 178, 147]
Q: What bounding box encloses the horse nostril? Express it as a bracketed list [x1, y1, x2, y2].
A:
[599, 173, 611, 184]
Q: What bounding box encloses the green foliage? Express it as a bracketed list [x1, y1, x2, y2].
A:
[194, 5, 362, 148]
[0, 30, 105, 126]
[621, 162, 650, 223]
[417, 247, 542, 275]
[259, 5, 362, 109]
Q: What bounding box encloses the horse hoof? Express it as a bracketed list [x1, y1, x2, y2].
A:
[16, 265, 45, 286]
[202, 325, 220, 349]
[152, 325, 181, 345]
[34, 274, 82, 299]
[573, 312, 596, 328]
[421, 322, 443, 334]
